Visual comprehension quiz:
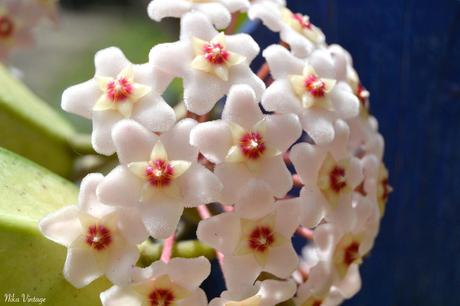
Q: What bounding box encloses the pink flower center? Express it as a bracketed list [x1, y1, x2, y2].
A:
[239, 132, 266, 160]
[0, 16, 14, 39]
[203, 42, 230, 65]
[85, 225, 112, 251]
[149, 288, 175, 306]
[304, 75, 326, 97]
[329, 166, 347, 193]
[343, 241, 360, 266]
[106, 77, 133, 102]
[248, 226, 275, 253]
[293, 13, 312, 30]
[145, 160, 174, 187]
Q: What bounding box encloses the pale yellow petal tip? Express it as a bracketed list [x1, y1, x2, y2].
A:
[170, 160, 192, 179]
[150, 141, 168, 161]
[225, 295, 262, 306]
[93, 96, 114, 112]
[225, 146, 245, 163]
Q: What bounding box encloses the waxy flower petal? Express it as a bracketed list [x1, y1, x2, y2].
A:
[100, 257, 210, 306]
[97, 119, 222, 238]
[61, 47, 176, 155]
[148, 0, 249, 30]
[190, 84, 301, 204]
[197, 182, 301, 290]
[150, 12, 265, 115]
[39, 174, 148, 288]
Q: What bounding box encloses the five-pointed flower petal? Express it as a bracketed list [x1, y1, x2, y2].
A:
[197, 181, 300, 291]
[249, 2, 325, 58]
[148, 0, 249, 29]
[61, 47, 176, 155]
[190, 84, 301, 204]
[149, 11, 265, 115]
[39, 173, 148, 288]
[97, 119, 223, 239]
[100, 256, 210, 306]
[262, 45, 360, 144]
[290, 120, 363, 229]
[210, 279, 296, 306]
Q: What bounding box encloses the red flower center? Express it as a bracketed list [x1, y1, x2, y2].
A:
[293, 13, 312, 30]
[0, 16, 14, 39]
[145, 160, 174, 187]
[85, 225, 112, 251]
[343, 241, 360, 266]
[106, 77, 133, 102]
[356, 83, 370, 109]
[203, 43, 229, 65]
[304, 75, 326, 97]
[248, 226, 275, 253]
[149, 288, 175, 306]
[329, 166, 347, 193]
[239, 132, 266, 160]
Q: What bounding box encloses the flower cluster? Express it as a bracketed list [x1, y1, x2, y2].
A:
[40, 1, 390, 305]
[0, 0, 58, 61]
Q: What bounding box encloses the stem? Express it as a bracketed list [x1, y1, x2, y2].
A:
[160, 233, 176, 263]
[225, 12, 240, 35]
[256, 62, 271, 81]
[296, 226, 314, 240]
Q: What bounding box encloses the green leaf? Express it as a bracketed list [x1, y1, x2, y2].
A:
[0, 64, 82, 177]
[0, 148, 110, 306]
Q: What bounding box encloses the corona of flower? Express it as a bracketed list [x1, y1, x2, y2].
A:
[97, 119, 222, 238]
[61, 47, 176, 155]
[190, 84, 301, 204]
[39, 174, 148, 287]
[149, 11, 265, 115]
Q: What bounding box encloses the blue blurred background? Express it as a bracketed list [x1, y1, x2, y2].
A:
[9, 0, 460, 305]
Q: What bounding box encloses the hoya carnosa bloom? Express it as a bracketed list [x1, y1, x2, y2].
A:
[39, 174, 148, 288]
[61, 47, 176, 155]
[312, 196, 380, 300]
[149, 11, 265, 115]
[197, 181, 301, 291]
[100, 257, 210, 306]
[209, 279, 296, 306]
[0, 1, 36, 60]
[290, 120, 363, 229]
[262, 45, 360, 145]
[248, 2, 324, 58]
[190, 84, 301, 204]
[97, 119, 222, 239]
[148, 0, 249, 30]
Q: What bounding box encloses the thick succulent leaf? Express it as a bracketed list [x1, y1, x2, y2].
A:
[0, 148, 110, 305]
[0, 64, 79, 177]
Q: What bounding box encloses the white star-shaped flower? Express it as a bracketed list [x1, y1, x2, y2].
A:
[248, 2, 325, 58]
[190, 84, 301, 204]
[210, 279, 296, 306]
[0, 1, 36, 60]
[290, 120, 363, 229]
[262, 45, 360, 144]
[100, 257, 210, 306]
[197, 181, 301, 291]
[148, 0, 250, 29]
[149, 11, 265, 115]
[61, 47, 176, 155]
[39, 173, 148, 288]
[96, 118, 223, 239]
